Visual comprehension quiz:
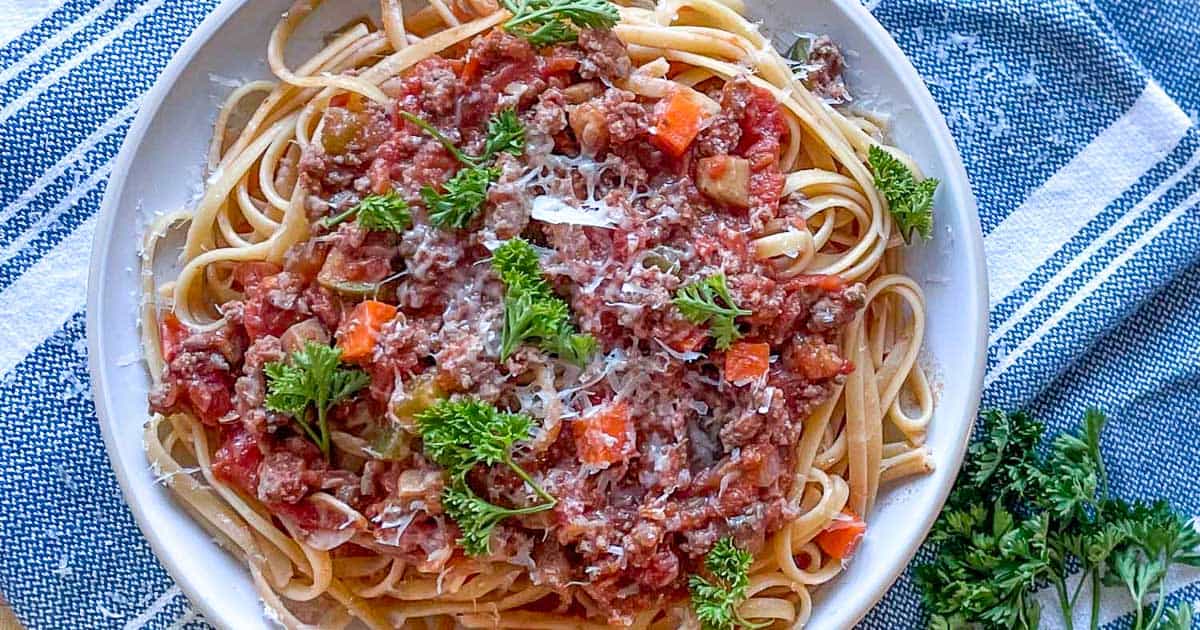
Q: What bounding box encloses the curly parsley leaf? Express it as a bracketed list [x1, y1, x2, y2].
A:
[264, 342, 369, 459]
[866, 145, 937, 243]
[673, 272, 751, 350]
[399, 108, 525, 167]
[481, 109, 526, 162]
[501, 0, 619, 47]
[688, 538, 768, 630]
[422, 165, 498, 229]
[492, 238, 596, 365]
[918, 408, 1200, 630]
[415, 398, 556, 555]
[318, 192, 412, 232]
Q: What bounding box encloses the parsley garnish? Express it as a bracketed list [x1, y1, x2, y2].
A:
[917, 409, 1200, 630]
[400, 109, 525, 229]
[866, 145, 938, 244]
[422, 166, 499, 229]
[264, 342, 370, 459]
[689, 537, 768, 630]
[318, 192, 412, 232]
[500, 0, 620, 47]
[673, 272, 751, 350]
[492, 238, 597, 365]
[415, 398, 556, 555]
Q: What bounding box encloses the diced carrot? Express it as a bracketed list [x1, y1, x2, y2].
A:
[233, 261, 281, 291]
[158, 311, 189, 363]
[329, 92, 363, 111]
[337, 300, 398, 363]
[572, 401, 634, 467]
[650, 90, 706, 158]
[724, 341, 770, 383]
[795, 274, 845, 292]
[815, 510, 867, 561]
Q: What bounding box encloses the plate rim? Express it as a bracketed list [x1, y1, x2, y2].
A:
[85, 0, 988, 627]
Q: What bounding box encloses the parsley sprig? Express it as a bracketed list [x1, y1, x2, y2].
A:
[415, 398, 556, 555]
[500, 0, 620, 47]
[264, 342, 370, 459]
[399, 109, 525, 230]
[689, 538, 768, 630]
[492, 238, 597, 365]
[673, 272, 751, 350]
[422, 166, 499, 229]
[866, 145, 938, 244]
[917, 409, 1200, 630]
[318, 192, 412, 232]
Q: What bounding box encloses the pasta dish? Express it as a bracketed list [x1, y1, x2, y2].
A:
[141, 0, 939, 626]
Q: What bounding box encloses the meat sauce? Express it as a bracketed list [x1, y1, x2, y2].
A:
[150, 27, 865, 624]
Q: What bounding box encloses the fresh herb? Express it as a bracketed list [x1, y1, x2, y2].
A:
[422, 165, 499, 229]
[866, 145, 938, 243]
[689, 537, 767, 630]
[492, 238, 597, 365]
[415, 398, 556, 555]
[673, 272, 751, 350]
[264, 342, 370, 459]
[916, 409, 1200, 630]
[480, 108, 526, 162]
[317, 192, 412, 232]
[500, 0, 619, 47]
[399, 109, 526, 229]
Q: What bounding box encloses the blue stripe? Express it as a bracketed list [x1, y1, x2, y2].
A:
[984, 201, 1200, 408]
[874, 0, 1147, 235]
[986, 144, 1200, 355]
[0, 0, 117, 70]
[989, 131, 1200, 328]
[0, 311, 175, 629]
[0, 0, 211, 225]
[0, 1, 153, 103]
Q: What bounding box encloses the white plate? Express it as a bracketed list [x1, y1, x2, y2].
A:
[86, 0, 987, 627]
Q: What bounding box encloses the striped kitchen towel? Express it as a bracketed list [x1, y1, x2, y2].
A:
[0, 0, 1198, 628]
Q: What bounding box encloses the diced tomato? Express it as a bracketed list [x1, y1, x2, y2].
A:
[212, 428, 263, 494]
[572, 401, 635, 467]
[243, 275, 302, 341]
[158, 311, 188, 363]
[724, 341, 770, 383]
[185, 369, 235, 426]
[233, 261, 281, 292]
[790, 337, 850, 381]
[650, 91, 706, 158]
[337, 300, 398, 363]
[815, 510, 867, 561]
[733, 84, 786, 213]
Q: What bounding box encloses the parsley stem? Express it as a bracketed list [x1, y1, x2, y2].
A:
[1089, 570, 1101, 630]
[1146, 578, 1169, 629]
[503, 454, 556, 506]
[1053, 575, 1075, 630]
[318, 204, 360, 230]
[398, 111, 477, 166]
[316, 396, 330, 459]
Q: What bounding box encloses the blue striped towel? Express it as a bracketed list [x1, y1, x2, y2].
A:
[0, 0, 1197, 628]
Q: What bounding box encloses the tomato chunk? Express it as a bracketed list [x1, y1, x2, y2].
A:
[572, 401, 635, 467]
[158, 311, 188, 363]
[815, 510, 867, 561]
[337, 300, 398, 363]
[724, 341, 770, 383]
[212, 427, 263, 494]
[233, 261, 282, 292]
[650, 91, 706, 158]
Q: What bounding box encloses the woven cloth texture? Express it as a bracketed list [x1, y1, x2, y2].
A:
[0, 0, 1198, 627]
